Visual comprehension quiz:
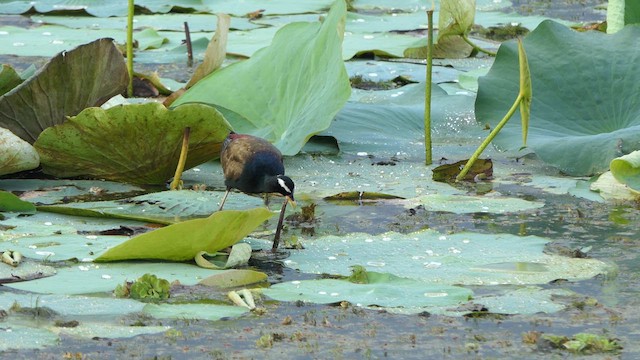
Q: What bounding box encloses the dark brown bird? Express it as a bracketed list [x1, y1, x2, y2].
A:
[218, 133, 295, 250]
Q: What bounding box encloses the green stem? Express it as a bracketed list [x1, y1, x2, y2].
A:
[462, 33, 496, 57]
[456, 94, 522, 181]
[126, 0, 134, 97]
[424, 10, 434, 165]
[170, 127, 190, 190]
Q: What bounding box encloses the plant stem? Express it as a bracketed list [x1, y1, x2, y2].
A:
[462, 34, 496, 57]
[184, 21, 193, 67]
[126, 0, 134, 97]
[424, 9, 434, 165]
[456, 94, 522, 181]
[170, 127, 191, 190]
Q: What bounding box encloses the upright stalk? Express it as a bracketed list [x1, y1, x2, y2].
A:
[126, 0, 134, 97]
[424, 9, 434, 165]
[170, 127, 191, 190]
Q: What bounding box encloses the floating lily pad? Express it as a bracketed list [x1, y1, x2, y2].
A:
[95, 207, 273, 262]
[0, 38, 128, 143]
[34, 102, 231, 184]
[172, 0, 351, 156]
[142, 303, 248, 321]
[405, 193, 544, 214]
[264, 277, 473, 308]
[282, 230, 611, 285]
[3, 262, 225, 294]
[199, 269, 268, 288]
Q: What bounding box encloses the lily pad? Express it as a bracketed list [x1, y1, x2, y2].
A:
[0, 38, 128, 143]
[405, 193, 544, 214]
[264, 277, 473, 308]
[476, 20, 640, 176]
[3, 262, 224, 294]
[95, 207, 273, 262]
[199, 269, 268, 288]
[142, 303, 248, 321]
[34, 102, 231, 184]
[172, 0, 351, 156]
[282, 230, 611, 285]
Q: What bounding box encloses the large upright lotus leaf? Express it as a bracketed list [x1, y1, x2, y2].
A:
[438, 0, 475, 39]
[171, 0, 351, 156]
[95, 207, 273, 262]
[0, 128, 40, 176]
[476, 21, 640, 176]
[0, 38, 128, 143]
[34, 102, 232, 184]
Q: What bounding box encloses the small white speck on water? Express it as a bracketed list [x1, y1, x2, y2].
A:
[86, 235, 98, 240]
[44, 222, 53, 226]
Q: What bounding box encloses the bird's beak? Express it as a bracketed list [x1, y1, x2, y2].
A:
[286, 196, 296, 208]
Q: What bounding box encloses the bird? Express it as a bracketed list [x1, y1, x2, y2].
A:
[218, 132, 295, 251]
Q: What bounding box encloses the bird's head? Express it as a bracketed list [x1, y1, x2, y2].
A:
[275, 175, 295, 206]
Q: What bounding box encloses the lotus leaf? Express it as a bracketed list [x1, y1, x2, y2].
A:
[0, 38, 128, 143]
[0, 190, 36, 214]
[476, 21, 640, 176]
[95, 207, 273, 262]
[610, 150, 640, 191]
[171, 0, 351, 156]
[34, 102, 231, 184]
[0, 64, 23, 96]
[0, 128, 39, 176]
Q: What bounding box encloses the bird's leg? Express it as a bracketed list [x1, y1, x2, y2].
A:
[263, 193, 271, 210]
[272, 199, 288, 251]
[218, 189, 230, 211]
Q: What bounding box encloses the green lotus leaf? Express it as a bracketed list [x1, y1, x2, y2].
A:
[34, 102, 231, 184]
[0, 64, 23, 96]
[0, 190, 36, 214]
[171, 0, 351, 156]
[0, 38, 128, 143]
[0, 128, 40, 176]
[607, 0, 640, 33]
[94, 207, 273, 262]
[610, 150, 640, 191]
[438, 0, 476, 39]
[199, 269, 268, 288]
[476, 20, 640, 176]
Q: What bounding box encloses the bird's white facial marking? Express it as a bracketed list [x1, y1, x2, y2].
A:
[277, 177, 291, 194]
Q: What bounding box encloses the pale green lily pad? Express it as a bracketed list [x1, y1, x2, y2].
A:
[0, 325, 59, 351]
[282, 230, 611, 285]
[476, 20, 640, 176]
[0, 179, 144, 205]
[404, 193, 544, 214]
[95, 208, 273, 262]
[264, 277, 473, 308]
[0, 38, 128, 143]
[142, 303, 248, 320]
[610, 150, 640, 192]
[0, 292, 146, 316]
[172, 0, 351, 156]
[3, 262, 224, 294]
[53, 322, 171, 339]
[36, 190, 260, 225]
[0, 259, 56, 284]
[34, 102, 231, 184]
[475, 287, 573, 315]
